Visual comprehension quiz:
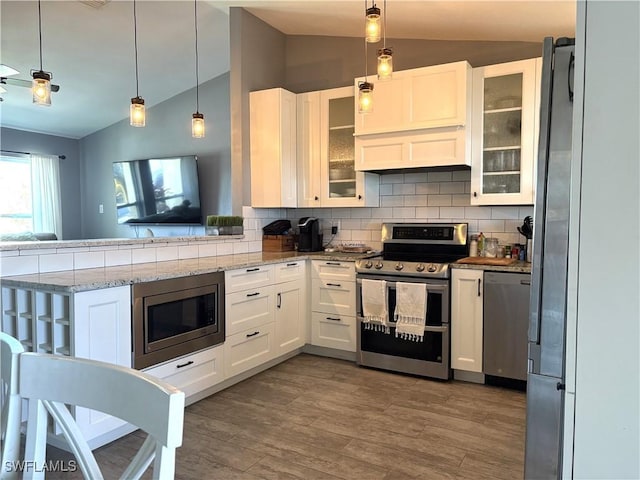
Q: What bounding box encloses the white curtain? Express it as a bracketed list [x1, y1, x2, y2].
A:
[30, 154, 63, 240]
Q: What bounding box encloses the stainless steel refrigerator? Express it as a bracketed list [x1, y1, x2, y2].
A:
[524, 37, 575, 479]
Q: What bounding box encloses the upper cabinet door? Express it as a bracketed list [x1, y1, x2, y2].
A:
[355, 61, 471, 136]
[250, 88, 298, 208]
[296, 91, 322, 208]
[470, 58, 541, 205]
[319, 86, 379, 207]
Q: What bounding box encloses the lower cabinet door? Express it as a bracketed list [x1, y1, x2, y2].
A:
[224, 323, 276, 377]
[275, 281, 306, 355]
[143, 345, 224, 398]
[310, 312, 356, 352]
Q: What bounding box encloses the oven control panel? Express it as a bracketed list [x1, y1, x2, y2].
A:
[355, 259, 449, 278]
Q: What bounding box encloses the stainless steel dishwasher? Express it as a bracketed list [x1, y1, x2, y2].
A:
[483, 271, 531, 381]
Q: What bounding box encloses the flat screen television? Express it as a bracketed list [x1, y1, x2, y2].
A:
[113, 155, 202, 225]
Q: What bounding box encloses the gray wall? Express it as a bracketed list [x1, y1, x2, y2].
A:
[229, 9, 542, 213]
[79, 72, 231, 239]
[284, 36, 542, 92]
[0, 127, 82, 239]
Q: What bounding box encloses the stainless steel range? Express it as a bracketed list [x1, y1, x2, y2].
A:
[355, 223, 468, 379]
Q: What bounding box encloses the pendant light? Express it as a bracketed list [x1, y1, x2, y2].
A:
[130, 0, 145, 127]
[31, 0, 52, 106]
[377, 0, 393, 80]
[358, 38, 374, 114]
[365, 1, 381, 43]
[191, 0, 205, 138]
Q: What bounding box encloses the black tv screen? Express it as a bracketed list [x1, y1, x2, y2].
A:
[113, 155, 202, 225]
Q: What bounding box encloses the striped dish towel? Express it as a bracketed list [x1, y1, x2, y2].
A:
[361, 279, 390, 334]
[394, 282, 427, 342]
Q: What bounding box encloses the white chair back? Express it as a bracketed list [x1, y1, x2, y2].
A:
[19, 352, 185, 480]
[0, 332, 24, 480]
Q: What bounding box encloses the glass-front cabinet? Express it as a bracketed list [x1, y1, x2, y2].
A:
[471, 58, 541, 205]
[298, 86, 378, 208]
[320, 86, 379, 207]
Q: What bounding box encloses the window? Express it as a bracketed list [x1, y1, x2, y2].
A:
[0, 153, 62, 238]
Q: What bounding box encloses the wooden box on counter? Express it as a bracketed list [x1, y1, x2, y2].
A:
[262, 235, 295, 252]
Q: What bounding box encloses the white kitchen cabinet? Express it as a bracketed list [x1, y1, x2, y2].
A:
[451, 268, 484, 373]
[225, 284, 276, 336]
[310, 260, 356, 352]
[275, 280, 306, 355]
[224, 261, 307, 375]
[470, 58, 541, 205]
[250, 88, 297, 208]
[354, 62, 472, 171]
[224, 322, 276, 377]
[274, 261, 307, 355]
[355, 61, 472, 135]
[143, 344, 224, 399]
[297, 86, 379, 207]
[1, 285, 132, 444]
[225, 264, 274, 294]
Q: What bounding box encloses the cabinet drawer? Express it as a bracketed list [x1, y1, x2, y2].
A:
[225, 264, 275, 293]
[143, 345, 224, 397]
[225, 285, 275, 335]
[274, 260, 306, 284]
[311, 278, 355, 316]
[311, 260, 355, 281]
[310, 312, 356, 352]
[224, 323, 275, 377]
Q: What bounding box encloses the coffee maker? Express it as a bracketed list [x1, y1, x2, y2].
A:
[297, 217, 323, 252]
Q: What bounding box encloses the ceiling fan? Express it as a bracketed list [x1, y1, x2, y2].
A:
[0, 64, 60, 100]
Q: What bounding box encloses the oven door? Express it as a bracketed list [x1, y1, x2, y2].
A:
[356, 274, 450, 379]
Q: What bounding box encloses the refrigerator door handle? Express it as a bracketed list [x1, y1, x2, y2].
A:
[568, 51, 575, 102]
[528, 37, 555, 349]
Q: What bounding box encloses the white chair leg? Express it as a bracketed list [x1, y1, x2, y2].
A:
[119, 436, 156, 480]
[153, 444, 175, 480]
[0, 393, 22, 480]
[23, 399, 48, 480]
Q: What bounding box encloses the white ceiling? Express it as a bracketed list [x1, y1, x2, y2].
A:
[0, 0, 575, 140]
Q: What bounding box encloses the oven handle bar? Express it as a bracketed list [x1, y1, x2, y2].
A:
[356, 277, 447, 294]
[357, 316, 448, 333]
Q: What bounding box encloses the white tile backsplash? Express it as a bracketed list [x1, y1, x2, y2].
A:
[40, 253, 74, 272]
[74, 251, 105, 270]
[156, 246, 179, 262]
[1, 255, 39, 276]
[105, 249, 132, 267]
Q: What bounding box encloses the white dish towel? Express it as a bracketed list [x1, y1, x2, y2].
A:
[361, 279, 389, 333]
[394, 282, 427, 342]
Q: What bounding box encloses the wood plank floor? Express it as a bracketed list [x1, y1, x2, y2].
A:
[45, 354, 526, 479]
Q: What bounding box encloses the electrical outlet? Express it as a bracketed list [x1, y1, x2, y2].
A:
[331, 225, 338, 235]
[99, 204, 104, 214]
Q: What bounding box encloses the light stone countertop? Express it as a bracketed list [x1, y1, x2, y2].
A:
[0, 235, 244, 252]
[0, 251, 379, 293]
[452, 260, 532, 274]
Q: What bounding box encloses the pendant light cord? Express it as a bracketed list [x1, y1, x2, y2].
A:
[363, 0, 368, 81]
[37, 0, 43, 71]
[133, 0, 139, 97]
[194, 0, 200, 113]
[383, 0, 387, 48]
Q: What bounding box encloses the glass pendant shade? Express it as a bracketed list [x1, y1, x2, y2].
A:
[365, 6, 381, 43]
[377, 48, 393, 80]
[130, 97, 145, 127]
[358, 81, 374, 114]
[192, 112, 205, 138]
[32, 71, 51, 106]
